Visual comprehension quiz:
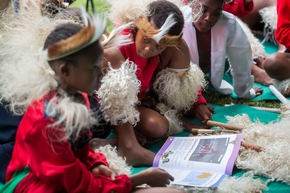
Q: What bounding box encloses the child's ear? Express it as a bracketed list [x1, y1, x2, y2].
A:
[59, 62, 70, 77]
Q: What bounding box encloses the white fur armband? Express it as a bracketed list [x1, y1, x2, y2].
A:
[153, 64, 205, 111]
[97, 60, 140, 126]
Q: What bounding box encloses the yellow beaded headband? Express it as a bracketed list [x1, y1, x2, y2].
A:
[134, 15, 183, 47]
[41, 9, 106, 61]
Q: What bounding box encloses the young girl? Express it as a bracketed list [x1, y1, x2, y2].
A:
[0, 3, 184, 193]
[98, 0, 213, 167]
[182, 0, 264, 99]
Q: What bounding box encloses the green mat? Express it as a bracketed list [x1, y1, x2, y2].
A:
[132, 104, 289, 192]
[208, 39, 290, 102]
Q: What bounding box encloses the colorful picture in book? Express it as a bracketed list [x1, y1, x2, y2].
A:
[179, 171, 214, 186]
[189, 138, 228, 163]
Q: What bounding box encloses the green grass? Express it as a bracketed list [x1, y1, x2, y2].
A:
[203, 90, 280, 108]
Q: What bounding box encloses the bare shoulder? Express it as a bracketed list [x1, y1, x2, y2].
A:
[161, 39, 190, 69]
[103, 46, 125, 69]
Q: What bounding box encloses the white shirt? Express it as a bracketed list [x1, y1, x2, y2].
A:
[182, 6, 255, 98]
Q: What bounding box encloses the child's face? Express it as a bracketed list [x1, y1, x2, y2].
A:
[135, 29, 167, 58]
[192, 0, 224, 32]
[65, 40, 104, 95]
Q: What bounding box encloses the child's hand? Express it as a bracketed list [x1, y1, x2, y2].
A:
[193, 104, 215, 125]
[130, 168, 174, 187]
[92, 164, 116, 180]
[143, 168, 174, 187]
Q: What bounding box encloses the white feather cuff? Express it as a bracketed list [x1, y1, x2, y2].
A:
[97, 60, 140, 126]
[153, 64, 205, 112]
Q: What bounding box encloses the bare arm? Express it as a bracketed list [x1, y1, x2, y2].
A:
[161, 39, 190, 69]
[102, 46, 125, 71]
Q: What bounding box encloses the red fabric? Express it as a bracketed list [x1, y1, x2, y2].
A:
[182, 0, 253, 18]
[6, 92, 132, 193]
[119, 29, 160, 100]
[223, 0, 253, 17]
[192, 90, 207, 108]
[276, 0, 290, 50]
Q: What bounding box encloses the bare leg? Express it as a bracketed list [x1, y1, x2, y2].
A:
[115, 122, 156, 166]
[115, 107, 168, 166]
[241, 0, 276, 29]
[251, 59, 274, 85]
[264, 52, 290, 81]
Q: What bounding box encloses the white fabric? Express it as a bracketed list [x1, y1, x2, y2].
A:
[182, 6, 255, 99]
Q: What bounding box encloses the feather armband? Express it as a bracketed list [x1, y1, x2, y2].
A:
[97, 60, 140, 126]
[153, 64, 205, 112]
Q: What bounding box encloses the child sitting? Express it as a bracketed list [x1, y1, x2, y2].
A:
[182, 0, 263, 98]
[0, 4, 184, 193]
[97, 0, 213, 167]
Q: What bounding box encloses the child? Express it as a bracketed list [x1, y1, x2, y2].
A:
[182, 0, 263, 98]
[264, 0, 290, 96]
[0, 4, 184, 193]
[98, 0, 213, 167]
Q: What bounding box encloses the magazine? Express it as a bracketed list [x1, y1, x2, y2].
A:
[153, 134, 242, 188]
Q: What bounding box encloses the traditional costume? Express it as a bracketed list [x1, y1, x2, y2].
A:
[0, 2, 132, 192]
[97, 0, 207, 135]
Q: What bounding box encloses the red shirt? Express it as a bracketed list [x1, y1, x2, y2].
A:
[119, 29, 207, 106]
[224, 0, 253, 17]
[183, 0, 253, 17]
[6, 91, 131, 193]
[276, 0, 290, 50]
[119, 30, 160, 100]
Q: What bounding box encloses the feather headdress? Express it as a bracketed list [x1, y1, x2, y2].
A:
[108, 0, 183, 46]
[41, 7, 106, 61]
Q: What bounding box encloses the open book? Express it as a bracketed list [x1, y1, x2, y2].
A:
[153, 134, 242, 188]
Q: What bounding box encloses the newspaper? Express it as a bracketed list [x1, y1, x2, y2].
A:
[153, 134, 242, 188]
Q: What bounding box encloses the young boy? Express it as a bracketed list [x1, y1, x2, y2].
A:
[0, 4, 184, 193]
[183, 0, 263, 99]
[99, 0, 213, 167]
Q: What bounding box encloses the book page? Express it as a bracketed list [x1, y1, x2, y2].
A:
[165, 168, 226, 188]
[153, 134, 242, 175]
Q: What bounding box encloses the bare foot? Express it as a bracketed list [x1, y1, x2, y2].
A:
[252, 65, 274, 85]
[118, 144, 155, 166]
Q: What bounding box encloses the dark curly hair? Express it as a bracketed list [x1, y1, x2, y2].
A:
[147, 0, 184, 36]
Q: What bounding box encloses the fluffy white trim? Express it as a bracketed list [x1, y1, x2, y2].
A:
[273, 78, 290, 97]
[169, 172, 266, 192]
[101, 22, 133, 49]
[237, 18, 267, 59]
[95, 145, 132, 175]
[97, 60, 140, 126]
[0, 2, 62, 114]
[156, 103, 183, 135]
[259, 6, 277, 44]
[259, 6, 277, 31]
[226, 113, 290, 184]
[217, 172, 267, 193]
[153, 64, 205, 111]
[108, 0, 183, 26]
[46, 93, 97, 142]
